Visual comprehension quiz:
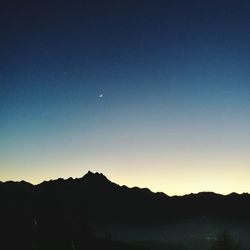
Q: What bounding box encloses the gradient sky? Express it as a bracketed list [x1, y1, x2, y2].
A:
[1, 0, 250, 195]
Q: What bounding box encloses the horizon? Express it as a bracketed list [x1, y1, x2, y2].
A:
[1, 170, 250, 197]
[1, 1, 250, 196]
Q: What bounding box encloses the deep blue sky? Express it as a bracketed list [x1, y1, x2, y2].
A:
[1, 0, 250, 194]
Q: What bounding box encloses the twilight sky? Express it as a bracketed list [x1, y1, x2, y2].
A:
[1, 0, 249, 195]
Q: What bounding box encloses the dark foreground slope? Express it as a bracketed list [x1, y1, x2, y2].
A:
[0, 175, 147, 250]
[1, 171, 250, 250]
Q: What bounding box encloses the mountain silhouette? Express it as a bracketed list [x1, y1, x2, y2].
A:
[1, 171, 250, 223]
[1, 171, 250, 250]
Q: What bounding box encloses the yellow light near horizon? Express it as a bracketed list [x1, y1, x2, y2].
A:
[1, 149, 249, 196]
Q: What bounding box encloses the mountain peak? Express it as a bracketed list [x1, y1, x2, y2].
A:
[82, 171, 109, 183]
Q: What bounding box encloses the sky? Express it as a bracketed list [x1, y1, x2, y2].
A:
[1, 0, 250, 195]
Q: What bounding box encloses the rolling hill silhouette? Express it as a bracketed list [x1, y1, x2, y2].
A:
[1, 171, 250, 250]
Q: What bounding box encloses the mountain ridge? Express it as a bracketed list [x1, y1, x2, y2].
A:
[1, 170, 249, 198]
[2, 171, 250, 225]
